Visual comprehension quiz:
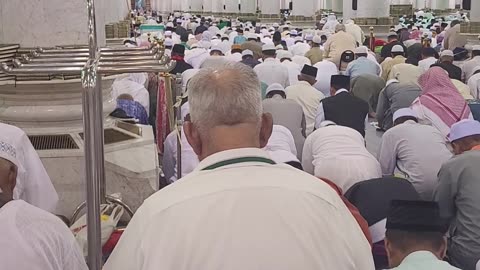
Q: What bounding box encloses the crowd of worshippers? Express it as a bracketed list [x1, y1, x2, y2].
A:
[3, 11, 480, 270]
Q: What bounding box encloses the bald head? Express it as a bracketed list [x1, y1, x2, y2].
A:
[0, 157, 17, 201]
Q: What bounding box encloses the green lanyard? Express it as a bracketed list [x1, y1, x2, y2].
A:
[201, 156, 276, 171]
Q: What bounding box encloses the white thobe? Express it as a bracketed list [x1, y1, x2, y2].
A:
[104, 148, 375, 270]
[418, 57, 438, 73]
[185, 48, 210, 69]
[461, 56, 480, 82]
[468, 73, 480, 99]
[286, 81, 325, 135]
[162, 128, 199, 183]
[289, 42, 311, 56]
[378, 120, 452, 200]
[254, 58, 290, 87]
[281, 60, 301, 86]
[313, 60, 339, 97]
[291, 55, 312, 67]
[0, 200, 88, 270]
[0, 123, 59, 213]
[265, 125, 298, 164]
[302, 126, 382, 192]
[285, 37, 296, 48]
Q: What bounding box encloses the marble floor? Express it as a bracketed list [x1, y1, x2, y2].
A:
[366, 122, 384, 157]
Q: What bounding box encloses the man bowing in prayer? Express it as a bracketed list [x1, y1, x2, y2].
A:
[315, 75, 369, 137]
[104, 61, 374, 270]
[286, 65, 325, 135]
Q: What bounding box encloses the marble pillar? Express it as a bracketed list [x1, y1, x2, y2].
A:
[415, 0, 427, 9]
[431, 0, 449, 9]
[332, 0, 343, 13]
[180, 0, 190, 11]
[224, 0, 239, 13]
[190, 0, 203, 11]
[355, 0, 390, 18]
[240, 0, 256, 13]
[203, 0, 212, 12]
[472, 0, 480, 22]
[324, 0, 333, 10]
[211, 0, 223, 12]
[161, 0, 173, 12]
[343, 0, 355, 21]
[291, 0, 316, 17]
[390, 0, 413, 4]
[0, 0, 129, 47]
[259, 0, 280, 15]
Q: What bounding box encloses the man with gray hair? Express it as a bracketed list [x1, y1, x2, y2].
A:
[323, 24, 357, 68]
[105, 62, 375, 270]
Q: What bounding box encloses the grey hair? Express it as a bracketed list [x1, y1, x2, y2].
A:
[188, 61, 263, 132]
[335, 24, 346, 32]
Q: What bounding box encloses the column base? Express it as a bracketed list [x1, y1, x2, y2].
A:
[389, 4, 413, 17]
[354, 17, 395, 26]
[461, 22, 480, 35]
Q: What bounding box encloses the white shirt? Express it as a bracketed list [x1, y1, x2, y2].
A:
[265, 125, 298, 164]
[104, 148, 375, 270]
[254, 58, 290, 88]
[281, 60, 301, 86]
[289, 42, 311, 56]
[0, 200, 88, 270]
[313, 60, 339, 97]
[377, 120, 452, 200]
[286, 81, 325, 135]
[162, 128, 199, 183]
[418, 57, 438, 73]
[468, 73, 480, 99]
[0, 123, 59, 213]
[302, 126, 381, 192]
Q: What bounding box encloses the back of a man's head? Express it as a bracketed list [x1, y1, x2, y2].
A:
[185, 62, 272, 160]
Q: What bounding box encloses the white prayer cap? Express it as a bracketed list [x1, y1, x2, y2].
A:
[210, 46, 223, 53]
[0, 140, 23, 174]
[164, 38, 174, 47]
[165, 30, 173, 36]
[354, 46, 368, 54]
[247, 33, 257, 40]
[269, 26, 275, 31]
[412, 26, 419, 30]
[242, 49, 253, 57]
[276, 50, 293, 60]
[305, 34, 313, 41]
[391, 45, 404, 53]
[290, 30, 298, 35]
[294, 36, 303, 42]
[473, 45, 480, 51]
[286, 21, 292, 25]
[312, 35, 322, 44]
[319, 120, 337, 128]
[262, 43, 276, 51]
[273, 23, 279, 27]
[276, 44, 284, 50]
[166, 22, 174, 28]
[190, 43, 199, 49]
[266, 83, 285, 95]
[188, 34, 195, 40]
[448, 119, 480, 142]
[393, 108, 417, 123]
[440, 50, 454, 57]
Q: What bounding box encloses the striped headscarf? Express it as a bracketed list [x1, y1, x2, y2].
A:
[418, 67, 471, 128]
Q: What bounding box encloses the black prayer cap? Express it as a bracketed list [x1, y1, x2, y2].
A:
[172, 44, 185, 55]
[330, 74, 350, 86]
[386, 200, 448, 233]
[301, 64, 318, 77]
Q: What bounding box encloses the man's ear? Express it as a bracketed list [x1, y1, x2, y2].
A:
[184, 121, 203, 158]
[259, 113, 273, 148]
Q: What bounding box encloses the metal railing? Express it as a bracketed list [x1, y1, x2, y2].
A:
[0, 0, 175, 269]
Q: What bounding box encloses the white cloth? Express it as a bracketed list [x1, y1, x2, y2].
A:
[104, 148, 375, 270]
[313, 60, 339, 97]
[285, 37, 296, 48]
[265, 125, 298, 164]
[254, 58, 290, 88]
[286, 81, 325, 135]
[0, 200, 88, 270]
[291, 55, 312, 67]
[322, 15, 339, 34]
[418, 57, 438, 73]
[112, 77, 150, 115]
[281, 60, 301, 86]
[162, 128, 199, 183]
[345, 23, 364, 46]
[289, 42, 311, 56]
[462, 56, 480, 82]
[181, 69, 200, 93]
[0, 123, 58, 213]
[226, 52, 242, 62]
[302, 125, 382, 192]
[411, 98, 474, 138]
[378, 120, 452, 200]
[185, 48, 210, 69]
[468, 73, 480, 99]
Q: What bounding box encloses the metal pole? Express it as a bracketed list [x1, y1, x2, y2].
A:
[84, 0, 103, 268]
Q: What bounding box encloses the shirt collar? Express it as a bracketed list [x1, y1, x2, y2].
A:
[297, 81, 311, 86]
[194, 148, 273, 171]
[335, 88, 349, 95]
[400, 251, 439, 265]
